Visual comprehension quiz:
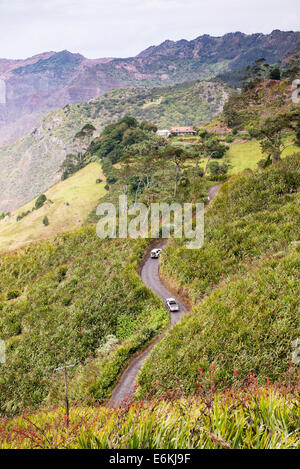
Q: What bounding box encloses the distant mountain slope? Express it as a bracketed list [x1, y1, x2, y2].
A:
[0, 79, 228, 212]
[0, 51, 113, 145]
[0, 51, 56, 75]
[0, 30, 299, 145]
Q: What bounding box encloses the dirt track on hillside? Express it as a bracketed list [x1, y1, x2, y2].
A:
[108, 184, 222, 407]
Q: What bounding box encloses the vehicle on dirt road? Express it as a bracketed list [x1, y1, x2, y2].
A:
[151, 248, 162, 259]
[166, 298, 180, 312]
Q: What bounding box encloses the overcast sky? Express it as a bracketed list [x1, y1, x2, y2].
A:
[0, 0, 299, 59]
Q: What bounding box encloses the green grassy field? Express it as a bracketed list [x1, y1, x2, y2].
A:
[0, 163, 106, 254]
[225, 140, 263, 173]
[225, 139, 299, 174]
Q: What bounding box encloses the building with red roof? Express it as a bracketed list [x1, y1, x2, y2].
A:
[171, 126, 197, 136]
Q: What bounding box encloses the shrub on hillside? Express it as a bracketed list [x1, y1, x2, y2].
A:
[43, 216, 49, 226]
[16, 210, 30, 222]
[35, 194, 47, 209]
[6, 290, 20, 300]
[225, 135, 234, 143]
[208, 161, 229, 175]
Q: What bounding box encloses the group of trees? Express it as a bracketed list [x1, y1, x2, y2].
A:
[90, 116, 157, 162]
[224, 102, 300, 166]
[63, 116, 228, 196]
[215, 55, 299, 90]
[257, 109, 300, 165]
[16, 194, 48, 222]
[60, 152, 89, 181]
[242, 58, 271, 90]
[242, 56, 300, 91]
[192, 130, 229, 178]
[60, 124, 96, 180]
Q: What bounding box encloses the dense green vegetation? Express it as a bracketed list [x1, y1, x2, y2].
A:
[137, 154, 300, 394]
[223, 77, 300, 135]
[87, 116, 160, 185]
[65, 79, 228, 134]
[0, 228, 168, 415]
[16, 194, 48, 222]
[1, 386, 299, 449]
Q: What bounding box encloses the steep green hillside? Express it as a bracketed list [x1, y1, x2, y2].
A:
[1, 67, 299, 426]
[137, 155, 300, 394]
[84, 80, 228, 129]
[0, 229, 168, 414]
[0, 79, 228, 213]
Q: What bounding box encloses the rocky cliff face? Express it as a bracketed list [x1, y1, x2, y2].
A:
[0, 30, 299, 146]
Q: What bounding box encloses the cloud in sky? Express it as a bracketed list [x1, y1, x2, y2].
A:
[0, 0, 299, 59]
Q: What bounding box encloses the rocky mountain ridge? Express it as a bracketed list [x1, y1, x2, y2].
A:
[0, 30, 299, 145]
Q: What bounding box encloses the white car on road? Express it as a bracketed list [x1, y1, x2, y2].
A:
[151, 248, 162, 259]
[166, 298, 180, 312]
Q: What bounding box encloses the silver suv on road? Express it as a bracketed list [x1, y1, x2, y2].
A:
[151, 248, 162, 259]
[166, 298, 180, 312]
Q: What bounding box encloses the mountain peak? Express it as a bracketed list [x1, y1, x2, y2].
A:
[54, 49, 85, 60]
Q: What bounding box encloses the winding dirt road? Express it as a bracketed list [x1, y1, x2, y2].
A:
[109, 184, 221, 407]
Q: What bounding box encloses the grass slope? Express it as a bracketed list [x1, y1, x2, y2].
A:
[225, 139, 299, 174]
[0, 163, 106, 254]
[0, 228, 168, 415]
